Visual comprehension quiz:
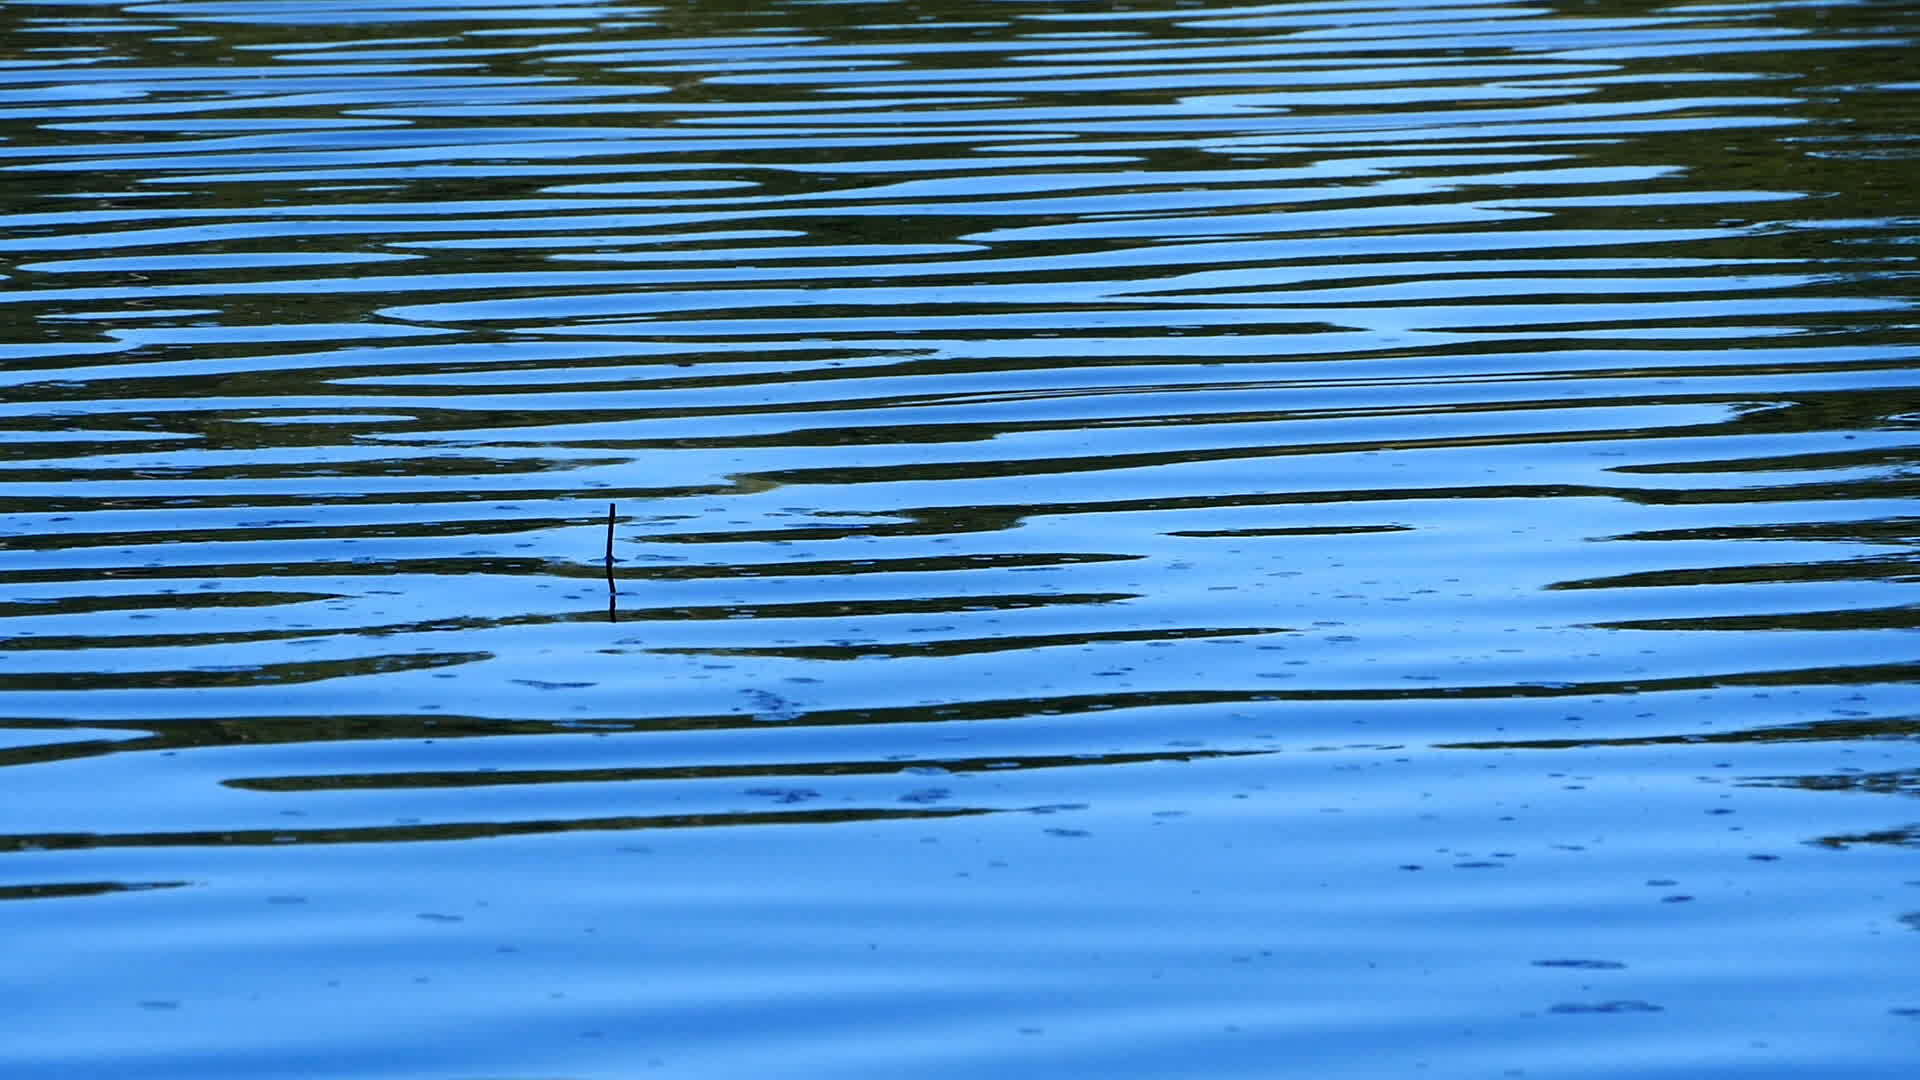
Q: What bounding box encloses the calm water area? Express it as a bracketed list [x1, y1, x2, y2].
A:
[3, 0, 1919, 1075]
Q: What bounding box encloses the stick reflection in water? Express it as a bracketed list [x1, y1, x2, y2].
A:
[604, 502, 616, 623]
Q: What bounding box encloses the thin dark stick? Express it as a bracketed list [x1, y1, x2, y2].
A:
[604, 502, 617, 623]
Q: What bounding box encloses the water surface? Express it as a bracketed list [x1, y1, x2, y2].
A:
[3, 0, 1920, 1076]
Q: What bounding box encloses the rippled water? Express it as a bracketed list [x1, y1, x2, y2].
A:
[4, 0, 1919, 1075]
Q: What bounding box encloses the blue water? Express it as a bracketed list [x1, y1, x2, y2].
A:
[3, 0, 1919, 1075]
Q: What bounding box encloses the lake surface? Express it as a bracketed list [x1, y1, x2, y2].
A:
[3, 0, 1919, 1075]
